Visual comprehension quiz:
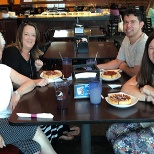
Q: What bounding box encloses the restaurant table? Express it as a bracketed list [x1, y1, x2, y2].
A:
[9, 72, 154, 154]
[43, 41, 118, 68]
[53, 28, 106, 41]
[43, 41, 118, 69]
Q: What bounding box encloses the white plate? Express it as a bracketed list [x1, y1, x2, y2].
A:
[105, 92, 138, 108]
[100, 69, 122, 72]
[100, 71, 121, 81]
[40, 70, 62, 83]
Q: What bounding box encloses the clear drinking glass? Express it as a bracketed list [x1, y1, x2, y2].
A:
[89, 80, 102, 105]
[86, 59, 97, 70]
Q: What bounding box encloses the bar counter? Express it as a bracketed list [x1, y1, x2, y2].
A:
[18, 14, 110, 42]
[18, 14, 110, 26]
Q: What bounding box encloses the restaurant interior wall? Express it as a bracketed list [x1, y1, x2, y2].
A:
[0, 0, 150, 11]
[21, 0, 150, 9]
[0, 0, 20, 4]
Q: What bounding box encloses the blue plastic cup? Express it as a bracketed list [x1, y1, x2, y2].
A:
[89, 80, 102, 105]
[86, 59, 97, 70]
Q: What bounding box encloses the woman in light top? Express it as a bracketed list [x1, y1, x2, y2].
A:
[0, 32, 56, 154]
[146, 0, 154, 27]
[106, 32, 154, 154]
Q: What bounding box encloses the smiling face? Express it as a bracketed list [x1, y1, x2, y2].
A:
[123, 14, 144, 38]
[148, 39, 154, 64]
[22, 25, 36, 51]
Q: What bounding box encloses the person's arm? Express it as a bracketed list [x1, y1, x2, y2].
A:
[97, 58, 122, 70]
[119, 62, 140, 77]
[33, 78, 48, 87]
[10, 68, 36, 111]
[121, 75, 146, 101]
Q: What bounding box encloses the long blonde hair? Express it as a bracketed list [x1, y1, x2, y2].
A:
[146, 0, 154, 16]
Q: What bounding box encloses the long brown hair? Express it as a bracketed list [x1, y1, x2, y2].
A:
[8, 21, 41, 59]
[136, 32, 154, 88]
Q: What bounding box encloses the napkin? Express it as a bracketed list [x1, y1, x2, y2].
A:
[17, 113, 54, 119]
[108, 84, 122, 89]
[75, 72, 96, 79]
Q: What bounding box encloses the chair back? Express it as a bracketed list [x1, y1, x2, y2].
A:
[44, 28, 55, 43]
[114, 39, 121, 51]
[143, 18, 153, 34]
[74, 35, 89, 53]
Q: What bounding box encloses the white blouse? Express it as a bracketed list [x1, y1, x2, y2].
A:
[0, 64, 12, 118]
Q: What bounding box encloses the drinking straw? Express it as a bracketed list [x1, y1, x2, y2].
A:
[59, 52, 63, 61]
[95, 52, 98, 62]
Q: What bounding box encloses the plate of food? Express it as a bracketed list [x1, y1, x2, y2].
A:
[105, 92, 138, 108]
[100, 70, 121, 81]
[40, 70, 62, 82]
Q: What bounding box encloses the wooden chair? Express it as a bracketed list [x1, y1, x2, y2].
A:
[0, 144, 21, 154]
[108, 16, 120, 36]
[98, 26, 107, 42]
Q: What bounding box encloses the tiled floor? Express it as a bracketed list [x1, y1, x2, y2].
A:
[53, 136, 114, 154]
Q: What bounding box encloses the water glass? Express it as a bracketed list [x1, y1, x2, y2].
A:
[62, 58, 72, 78]
[86, 59, 97, 70]
[89, 80, 102, 105]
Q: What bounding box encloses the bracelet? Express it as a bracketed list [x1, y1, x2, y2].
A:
[14, 90, 21, 97]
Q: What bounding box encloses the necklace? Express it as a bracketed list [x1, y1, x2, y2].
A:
[21, 52, 30, 61]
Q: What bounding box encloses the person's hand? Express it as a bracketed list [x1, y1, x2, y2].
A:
[35, 79, 48, 87]
[141, 85, 154, 97]
[9, 92, 20, 112]
[35, 59, 43, 71]
[119, 61, 128, 71]
[146, 95, 154, 104]
[0, 134, 6, 148]
[140, 85, 154, 104]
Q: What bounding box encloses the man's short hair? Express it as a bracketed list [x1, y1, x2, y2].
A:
[123, 9, 143, 22]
